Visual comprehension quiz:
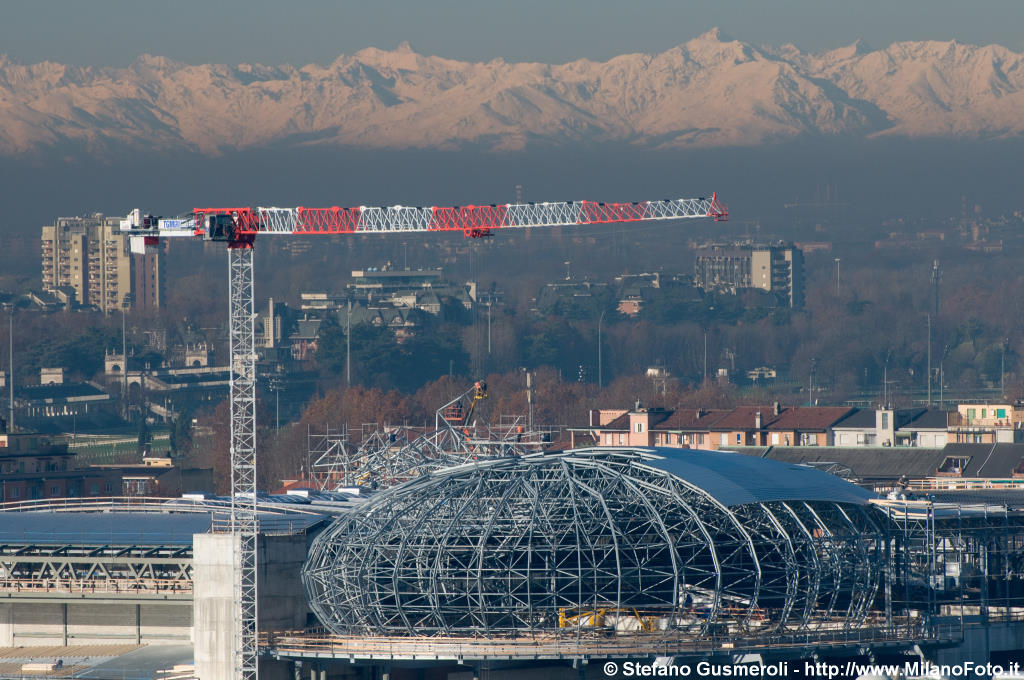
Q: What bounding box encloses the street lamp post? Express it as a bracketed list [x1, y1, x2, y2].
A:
[7, 311, 13, 433]
[809, 358, 817, 407]
[703, 330, 708, 384]
[597, 310, 606, 389]
[927, 314, 932, 406]
[1002, 338, 1008, 399]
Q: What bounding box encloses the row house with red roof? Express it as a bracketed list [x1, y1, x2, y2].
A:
[571, 403, 855, 451]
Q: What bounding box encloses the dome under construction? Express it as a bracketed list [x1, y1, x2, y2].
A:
[303, 447, 883, 638]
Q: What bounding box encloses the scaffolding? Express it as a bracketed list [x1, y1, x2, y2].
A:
[306, 384, 559, 491]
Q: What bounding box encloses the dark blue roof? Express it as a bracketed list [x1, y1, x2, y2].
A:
[0, 506, 333, 546]
[0, 511, 211, 545]
[640, 447, 877, 507]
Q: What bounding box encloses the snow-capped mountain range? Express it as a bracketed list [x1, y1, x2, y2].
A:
[1, 29, 1022, 155]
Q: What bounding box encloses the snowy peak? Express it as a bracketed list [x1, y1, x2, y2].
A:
[0, 36, 1023, 155]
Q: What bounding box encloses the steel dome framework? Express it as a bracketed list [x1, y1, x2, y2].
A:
[303, 449, 885, 639]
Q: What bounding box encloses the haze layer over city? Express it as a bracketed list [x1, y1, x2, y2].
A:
[4, 2, 1024, 679]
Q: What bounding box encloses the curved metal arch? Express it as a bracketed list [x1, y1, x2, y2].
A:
[755, 503, 801, 631]
[801, 501, 847, 625]
[776, 501, 823, 631]
[613, 469, 686, 629]
[470, 471, 536, 634]
[420, 473, 490, 634]
[564, 469, 626, 617]
[829, 502, 879, 627]
[732, 502, 801, 632]
[662, 474, 762, 632]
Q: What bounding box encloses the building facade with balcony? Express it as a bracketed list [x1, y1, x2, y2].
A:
[41, 215, 162, 313]
[694, 242, 805, 308]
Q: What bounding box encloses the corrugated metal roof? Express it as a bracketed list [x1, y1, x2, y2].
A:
[749, 446, 948, 479]
[640, 447, 876, 507]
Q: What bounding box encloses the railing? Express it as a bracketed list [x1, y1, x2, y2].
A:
[262, 622, 937, 661]
[0, 577, 192, 595]
[0, 496, 326, 517]
[904, 477, 1024, 491]
[0, 496, 207, 513]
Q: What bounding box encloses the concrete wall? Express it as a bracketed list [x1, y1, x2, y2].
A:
[194, 533, 237, 680]
[10, 603, 64, 645]
[0, 604, 11, 646]
[0, 601, 190, 646]
[194, 531, 312, 680]
[260, 533, 310, 631]
[930, 618, 1024, 667]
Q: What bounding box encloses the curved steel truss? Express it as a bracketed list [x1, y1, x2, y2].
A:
[303, 449, 884, 638]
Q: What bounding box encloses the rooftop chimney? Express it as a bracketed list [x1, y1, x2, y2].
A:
[773, 402, 781, 416]
[755, 411, 762, 429]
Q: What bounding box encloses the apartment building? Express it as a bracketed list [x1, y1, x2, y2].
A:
[694, 241, 805, 308]
[41, 215, 162, 312]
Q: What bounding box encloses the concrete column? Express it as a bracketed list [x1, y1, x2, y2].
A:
[0, 604, 12, 646]
[193, 533, 238, 680]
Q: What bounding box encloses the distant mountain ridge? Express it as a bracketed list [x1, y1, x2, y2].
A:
[2, 29, 1024, 155]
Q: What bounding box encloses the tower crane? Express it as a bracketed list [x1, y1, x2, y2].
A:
[120, 192, 726, 680]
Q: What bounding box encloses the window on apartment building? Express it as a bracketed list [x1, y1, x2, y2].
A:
[735, 433, 742, 444]
[721, 434, 729, 446]
[857, 433, 867, 445]
[618, 434, 625, 445]
[771, 433, 780, 445]
[881, 413, 889, 429]
[967, 408, 976, 420]
[49, 485, 60, 496]
[982, 409, 987, 419]
[997, 409, 1007, 419]
[800, 432, 817, 446]
[635, 423, 644, 433]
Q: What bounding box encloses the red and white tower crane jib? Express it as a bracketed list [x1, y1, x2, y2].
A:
[120, 190, 726, 680]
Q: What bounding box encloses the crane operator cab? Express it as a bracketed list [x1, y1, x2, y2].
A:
[203, 213, 238, 242]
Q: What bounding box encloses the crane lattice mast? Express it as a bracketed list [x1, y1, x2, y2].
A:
[120, 191, 726, 680]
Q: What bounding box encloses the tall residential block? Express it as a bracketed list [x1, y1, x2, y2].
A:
[41, 215, 162, 313]
[694, 242, 805, 308]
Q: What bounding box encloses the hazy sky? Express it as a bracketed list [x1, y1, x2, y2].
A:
[3, 0, 1023, 67]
